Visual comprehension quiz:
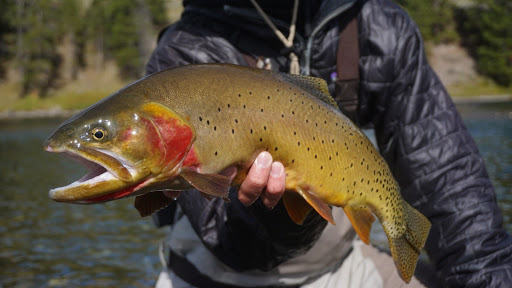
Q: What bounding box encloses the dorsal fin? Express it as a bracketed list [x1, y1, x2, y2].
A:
[278, 73, 339, 109]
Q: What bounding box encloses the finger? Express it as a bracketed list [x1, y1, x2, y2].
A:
[239, 151, 272, 206]
[261, 162, 286, 209]
[163, 191, 181, 199]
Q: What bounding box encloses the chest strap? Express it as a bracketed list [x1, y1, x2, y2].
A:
[334, 8, 360, 123]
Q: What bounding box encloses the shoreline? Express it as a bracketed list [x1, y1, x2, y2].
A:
[1, 95, 510, 121]
[0, 108, 80, 121]
[451, 94, 512, 104]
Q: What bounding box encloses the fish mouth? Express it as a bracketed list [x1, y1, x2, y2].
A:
[47, 147, 142, 203]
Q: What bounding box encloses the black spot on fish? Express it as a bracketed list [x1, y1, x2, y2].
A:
[249, 91, 252, 95]
[261, 109, 264, 112]
[207, 120, 210, 125]
[297, 142, 300, 146]
[232, 129, 235, 134]
[260, 138, 263, 142]
[199, 116, 203, 121]
[264, 126, 267, 130]
[268, 96, 271, 100]
[250, 129, 253, 134]
[214, 126, 217, 131]
[228, 104, 231, 108]
[235, 119, 238, 123]
[215, 151, 218, 156]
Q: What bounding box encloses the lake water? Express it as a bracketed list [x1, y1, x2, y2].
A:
[1, 102, 511, 287]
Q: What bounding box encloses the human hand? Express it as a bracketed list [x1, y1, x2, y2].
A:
[163, 151, 286, 208]
[237, 151, 286, 208]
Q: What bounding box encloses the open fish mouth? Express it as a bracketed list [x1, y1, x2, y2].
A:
[47, 147, 139, 203]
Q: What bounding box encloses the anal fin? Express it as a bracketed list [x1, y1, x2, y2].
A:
[342, 204, 376, 244]
[179, 168, 231, 201]
[283, 193, 313, 225]
[294, 186, 335, 225]
[134, 191, 175, 217]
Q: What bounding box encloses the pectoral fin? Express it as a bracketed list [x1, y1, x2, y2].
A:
[179, 168, 231, 201]
[284, 186, 335, 225]
[134, 191, 175, 217]
[342, 204, 376, 244]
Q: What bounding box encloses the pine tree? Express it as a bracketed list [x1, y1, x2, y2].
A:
[11, 0, 65, 97]
[88, 0, 169, 79]
[396, 0, 458, 43]
[0, 0, 14, 80]
[462, 0, 512, 86]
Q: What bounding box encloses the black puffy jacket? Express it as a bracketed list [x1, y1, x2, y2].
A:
[146, 0, 512, 287]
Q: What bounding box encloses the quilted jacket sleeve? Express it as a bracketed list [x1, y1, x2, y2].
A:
[360, 4, 512, 287]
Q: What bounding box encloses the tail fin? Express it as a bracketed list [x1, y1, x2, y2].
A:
[384, 201, 431, 283]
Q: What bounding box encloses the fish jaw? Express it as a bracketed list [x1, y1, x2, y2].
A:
[44, 144, 147, 203]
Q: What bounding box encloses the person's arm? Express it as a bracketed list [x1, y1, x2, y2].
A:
[362, 5, 512, 287]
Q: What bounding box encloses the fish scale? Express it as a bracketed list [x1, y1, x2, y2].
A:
[44, 63, 430, 283]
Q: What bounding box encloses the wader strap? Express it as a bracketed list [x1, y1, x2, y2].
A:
[334, 11, 360, 123]
[169, 250, 300, 288]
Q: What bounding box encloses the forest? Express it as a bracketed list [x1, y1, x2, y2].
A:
[0, 0, 510, 103]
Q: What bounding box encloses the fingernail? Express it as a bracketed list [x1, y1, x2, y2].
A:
[270, 162, 283, 178]
[255, 152, 271, 169]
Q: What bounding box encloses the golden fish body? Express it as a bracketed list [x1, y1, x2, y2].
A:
[44, 64, 430, 283]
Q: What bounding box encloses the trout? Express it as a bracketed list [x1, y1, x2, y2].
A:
[43, 64, 430, 283]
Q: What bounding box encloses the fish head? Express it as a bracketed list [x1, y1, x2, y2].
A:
[43, 93, 195, 204]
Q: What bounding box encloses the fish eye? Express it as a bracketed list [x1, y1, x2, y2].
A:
[92, 128, 107, 140]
